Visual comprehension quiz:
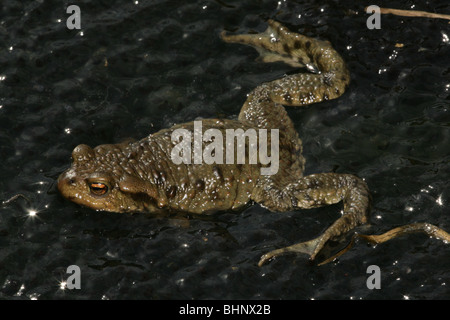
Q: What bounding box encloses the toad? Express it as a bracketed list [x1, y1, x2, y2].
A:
[58, 20, 450, 265]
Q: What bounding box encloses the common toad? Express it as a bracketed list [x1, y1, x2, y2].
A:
[58, 20, 450, 265]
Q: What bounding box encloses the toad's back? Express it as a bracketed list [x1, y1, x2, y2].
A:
[60, 119, 272, 214]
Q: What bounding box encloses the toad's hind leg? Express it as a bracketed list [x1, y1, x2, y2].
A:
[221, 20, 351, 175]
[255, 173, 370, 266]
[221, 19, 350, 117]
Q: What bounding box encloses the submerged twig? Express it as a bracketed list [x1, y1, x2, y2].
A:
[318, 223, 450, 265]
[1, 194, 31, 206]
[371, 7, 450, 21]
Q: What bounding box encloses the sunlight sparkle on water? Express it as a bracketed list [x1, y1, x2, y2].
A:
[436, 194, 443, 206]
[28, 210, 37, 217]
[29, 293, 39, 300]
[59, 281, 67, 290]
[25, 207, 45, 221]
[15, 284, 25, 296]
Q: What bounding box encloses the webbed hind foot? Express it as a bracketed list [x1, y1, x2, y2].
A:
[258, 235, 326, 267]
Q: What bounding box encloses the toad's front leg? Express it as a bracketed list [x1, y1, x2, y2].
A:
[257, 173, 370, 266]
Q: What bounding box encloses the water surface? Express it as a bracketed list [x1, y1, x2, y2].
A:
[1, 0, 449, 299]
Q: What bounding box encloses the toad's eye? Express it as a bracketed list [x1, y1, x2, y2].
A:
[89, 182, 109, 196]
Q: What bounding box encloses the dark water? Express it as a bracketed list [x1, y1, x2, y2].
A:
[1, 0, 449, 300]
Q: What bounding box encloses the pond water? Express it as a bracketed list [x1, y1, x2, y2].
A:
[1, 0, 449, 300]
